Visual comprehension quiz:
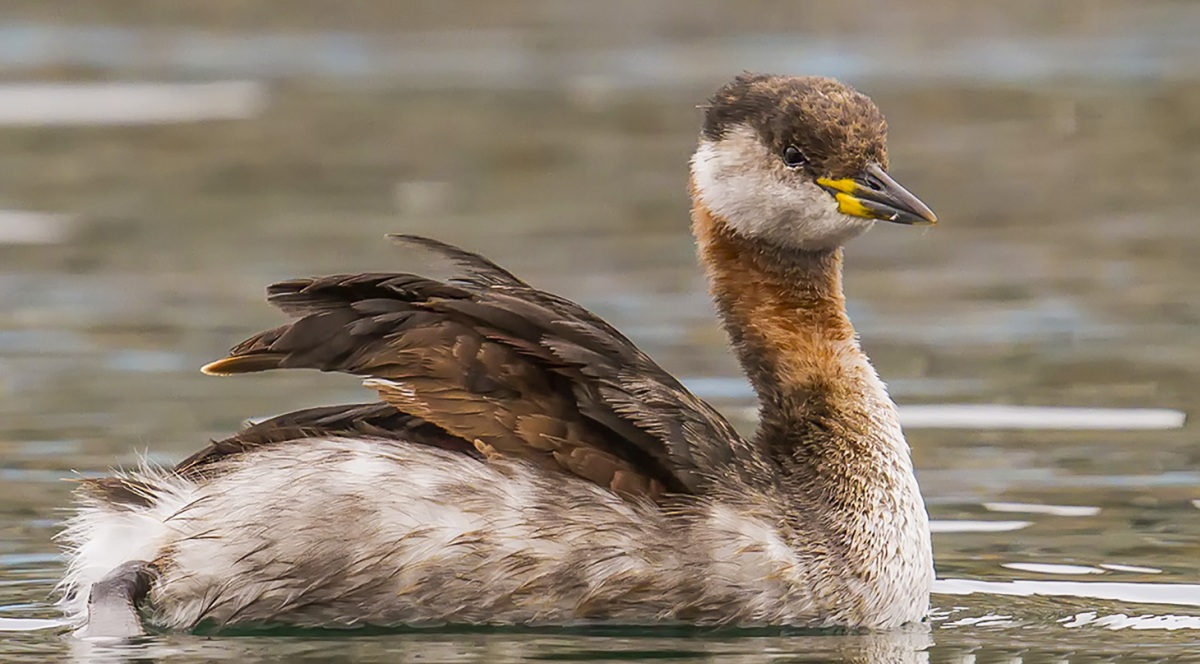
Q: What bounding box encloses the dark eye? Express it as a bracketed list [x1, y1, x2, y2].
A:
[783, 145, 807, 168]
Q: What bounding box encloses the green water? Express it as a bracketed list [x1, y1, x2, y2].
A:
[2, 2, 1200, 661]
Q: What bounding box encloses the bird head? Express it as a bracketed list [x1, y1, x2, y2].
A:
[691, 73, 936, 251]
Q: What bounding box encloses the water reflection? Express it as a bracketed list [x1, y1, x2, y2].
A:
[2, 1, 1199, 662]
[929, 520, 1031, 533]
[3, 21, 1199, 87]
[0, 82, 265, 126]
[935, 579, 1200, 609]
[1001, 562, 1104, 575]
[983, 502, 1101, 517]
[1062, 611, 1200, 631]
[0, 210, 75, 244]
[0, 617, 62, 631]
[58, 629, 936, 664]
[1098, 564, 1161, 575]
[737, 405, 1188, 430]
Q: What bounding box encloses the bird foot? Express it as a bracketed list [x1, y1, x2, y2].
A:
[79, 560, 156, 638]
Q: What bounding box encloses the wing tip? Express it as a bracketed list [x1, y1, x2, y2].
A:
[200, 359, 229, 375]
[200, 355, 283, 376]
[385, 232, 433, 247]
[385, 233, 466, 257]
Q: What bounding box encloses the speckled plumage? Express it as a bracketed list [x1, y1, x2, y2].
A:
[58, 73, 935, 635]
[62, 437, 917, 630]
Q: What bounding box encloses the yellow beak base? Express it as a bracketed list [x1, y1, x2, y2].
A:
[816, 164, 937, 226]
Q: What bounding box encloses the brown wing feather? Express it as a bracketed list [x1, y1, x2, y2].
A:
[201, 235, 752, 500]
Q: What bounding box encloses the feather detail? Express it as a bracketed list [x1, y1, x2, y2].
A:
[196, 237, 751, 501]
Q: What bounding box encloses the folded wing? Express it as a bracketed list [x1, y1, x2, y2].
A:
[199, 235, 751, 501]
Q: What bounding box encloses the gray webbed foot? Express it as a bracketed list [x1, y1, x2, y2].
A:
[80, 560, 157, 638]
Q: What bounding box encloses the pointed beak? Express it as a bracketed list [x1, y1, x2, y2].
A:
[817, 163, 937, 226]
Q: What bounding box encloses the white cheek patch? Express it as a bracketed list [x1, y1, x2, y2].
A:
[690, 127, 874, 250]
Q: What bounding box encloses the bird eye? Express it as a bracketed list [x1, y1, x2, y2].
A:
[783, 145, 807, 168]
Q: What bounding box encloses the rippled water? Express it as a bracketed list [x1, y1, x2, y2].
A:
[2, 2, 1199, 662]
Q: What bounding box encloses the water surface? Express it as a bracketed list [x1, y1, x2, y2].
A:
[1, 2, 1199, 661]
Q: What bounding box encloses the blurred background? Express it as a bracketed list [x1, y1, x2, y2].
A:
[1, 2, 1199, 661]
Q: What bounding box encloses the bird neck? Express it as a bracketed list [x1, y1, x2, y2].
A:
[688, 169, 933, 618]
[689, 186, 908, 474]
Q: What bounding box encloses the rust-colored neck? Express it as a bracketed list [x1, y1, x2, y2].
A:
[690, 186, 886, 462]
[689, 182, 931, 601]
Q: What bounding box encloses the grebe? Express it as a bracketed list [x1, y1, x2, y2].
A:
[59, 73, 938, 637]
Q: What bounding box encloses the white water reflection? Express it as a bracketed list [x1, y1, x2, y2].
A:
[1063, 611, 1200, 630]
[0, 82, 267, 126]
[1003, 562, 1104, 575]
[1099, 564, 1162, 574]
[2, 22, 1199, 87]
[984, 502, 1101, 517]
[896, 405, 1185, 430]
[0, 210, 75, 245]
[935, 579, 1200, 608]
[734, 404, 1186, 430]
[0, 616, 63, 631]
[930, 520, 1031, 533]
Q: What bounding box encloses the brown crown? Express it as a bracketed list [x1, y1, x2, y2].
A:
[701, 73, 889, 179]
